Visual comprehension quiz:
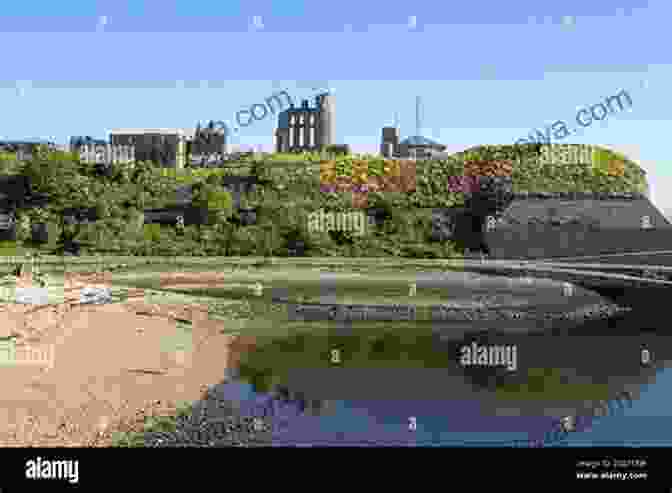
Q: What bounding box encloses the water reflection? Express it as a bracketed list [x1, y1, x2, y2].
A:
[211, 316, 672, 446]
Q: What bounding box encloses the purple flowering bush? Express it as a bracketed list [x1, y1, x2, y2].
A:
[447, 175, 480, 193]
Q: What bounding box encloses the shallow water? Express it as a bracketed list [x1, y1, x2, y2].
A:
[210, 313, 672, 446]
[68, 265, 672, 446]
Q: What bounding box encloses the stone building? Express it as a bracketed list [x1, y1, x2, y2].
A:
[379, 129, 447, 159]
[191, 121, 228, 158]
[69, 136, 107, 153]
[110, 128, 192, 168]
[397, 135, 446, 159]
[274, 91, 335, 153]
[380, 126, 399, 158]
[0, 139, 56, 161]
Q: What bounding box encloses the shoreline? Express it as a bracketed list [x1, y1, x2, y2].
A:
[0, 267, 640, 447]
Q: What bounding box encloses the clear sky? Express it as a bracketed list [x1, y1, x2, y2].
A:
[0, 0, 670, 211]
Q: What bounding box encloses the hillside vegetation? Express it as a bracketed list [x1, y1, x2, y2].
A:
[0, 143, 648, 258]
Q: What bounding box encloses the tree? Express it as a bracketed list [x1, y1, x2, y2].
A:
[149, 147, 162, 167]
[325, 144, 350, 156]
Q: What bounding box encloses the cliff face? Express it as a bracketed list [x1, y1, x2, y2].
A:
[484, 194, 672, 260]
[436, 144, 670, 261]
[496, 195, 669, 230]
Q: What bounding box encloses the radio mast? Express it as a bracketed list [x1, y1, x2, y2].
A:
[415, 96, 421, 137]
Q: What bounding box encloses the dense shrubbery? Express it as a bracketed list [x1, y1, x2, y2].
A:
[0, 143, 649, 258]
[324, 144, 351, 156]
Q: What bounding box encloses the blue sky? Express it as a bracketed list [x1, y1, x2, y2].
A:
[1, 0, 671, 211]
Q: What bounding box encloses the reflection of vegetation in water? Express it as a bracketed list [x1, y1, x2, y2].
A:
[103, 265, 634, 408]
[494, 367, 613, 401]
[237, 329, 450, 394]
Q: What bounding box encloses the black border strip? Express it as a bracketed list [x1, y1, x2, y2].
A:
[0, 446, 661, 489]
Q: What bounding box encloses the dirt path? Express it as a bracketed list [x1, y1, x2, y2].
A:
[0, 271, 241, 446]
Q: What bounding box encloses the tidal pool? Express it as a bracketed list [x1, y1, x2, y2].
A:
[212, 317, 672, 446]
[107, 267, 672, 445]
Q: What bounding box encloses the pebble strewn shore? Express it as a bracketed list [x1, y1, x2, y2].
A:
[286, 300, 629, 323]
[132, 393, 283, 447]
[436, 301, 629, 322]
